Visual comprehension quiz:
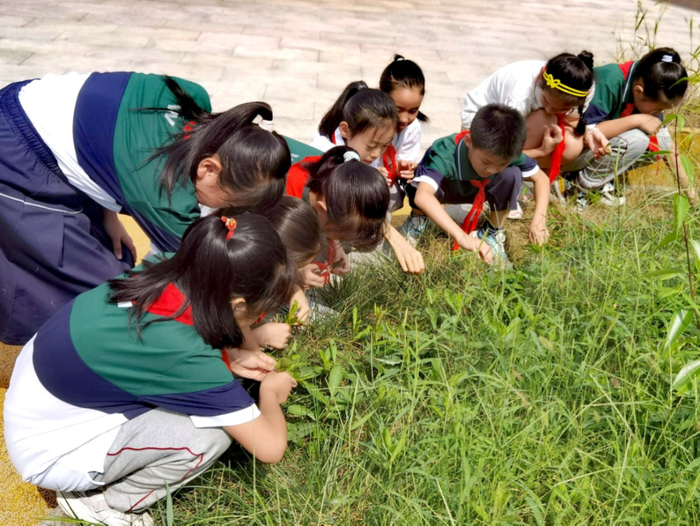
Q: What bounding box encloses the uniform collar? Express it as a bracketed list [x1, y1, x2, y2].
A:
[455, 136, 481, 182]
[144, 283, 193, 325]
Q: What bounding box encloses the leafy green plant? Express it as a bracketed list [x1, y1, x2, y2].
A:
[284, 300, 300, 326]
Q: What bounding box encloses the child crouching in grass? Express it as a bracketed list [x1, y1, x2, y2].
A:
[403, 104, 551, 263]
[233, 196, 325, 348]
[4, 213, 298, 526]
[287, 146, 392, 286]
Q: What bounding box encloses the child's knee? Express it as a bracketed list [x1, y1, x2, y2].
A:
[499, 166, 522, 188]
[656, 127, 672, 151]
[621, 128, 655, 153]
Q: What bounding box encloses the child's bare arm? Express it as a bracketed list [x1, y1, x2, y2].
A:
[238, 322, 262, 352]
[289, 286, 310, 324]
[413, 182, 493, 263]
[224, 370, 296, 463]
[384, 222, 425, 274]
[524, 124, 563, 160]
[528, 170, 550, 245]
[102, 209, 137, 262]
[596, 115, 661, 139]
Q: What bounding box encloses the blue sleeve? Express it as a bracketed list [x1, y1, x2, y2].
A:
[584, 102, 611, 125]
[510, 153, 539, 178]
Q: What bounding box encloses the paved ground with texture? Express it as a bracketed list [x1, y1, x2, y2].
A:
[0, 0, 698, 524]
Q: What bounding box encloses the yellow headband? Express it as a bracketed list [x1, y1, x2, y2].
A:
[542, 70, 590, 98]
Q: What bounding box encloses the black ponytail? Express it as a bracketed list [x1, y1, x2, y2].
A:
[108, 214, 298, 349]
[379, 54, 429, 123]
[318, 81, 398, 139]
[303, 146, 389, 251]
[633, 47, 688, 104]
[151, 77, 290, 211]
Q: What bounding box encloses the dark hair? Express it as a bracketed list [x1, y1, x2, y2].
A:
[470, 104, 527, 161]
[253, 196, 323, 267]
[318, 81, 398, 140]
[379, 54, 429, 123]
[633, 47, 688, 104]
[108, 214, 298, 349]
[302, 146, 389, 251]
[539, 51, 594, 134]
[152, 76, 291, 211]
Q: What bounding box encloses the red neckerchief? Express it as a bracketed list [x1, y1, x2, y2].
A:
[619, 61, 635, 80]
[548, 114, 567, 184]
[453, 131, 489, 252]
[144, 283, 193, 325]
[144, 283, 238, 372]
[620, 103, 636, 118]
[619, 61, 636, 118]
[382, 143, 398, 186]
[315, 240, 335, 285]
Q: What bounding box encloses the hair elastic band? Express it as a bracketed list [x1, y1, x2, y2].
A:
[542, 70, 590, 98]
[661, 54, 674, 63]
[343, 151, 360, 163]
[259, 119, 274, 132]
[221, 216, 237, 240]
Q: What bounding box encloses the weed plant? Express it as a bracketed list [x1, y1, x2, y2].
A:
[140, 11, 700, 525]
[149, 191, 700, 524]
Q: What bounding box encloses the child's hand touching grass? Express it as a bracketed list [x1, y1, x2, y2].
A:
[458, 232, 494, 264]
[252, 322, 292, 349]
[225, 348, 277, 381]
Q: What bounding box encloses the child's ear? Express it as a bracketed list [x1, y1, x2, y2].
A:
[338, 121, 351, 139]
[313, 196, 328, 213]
[231, 297, 246, 310]
[463, 133, 473, 148]
[196, 155, 222, 182]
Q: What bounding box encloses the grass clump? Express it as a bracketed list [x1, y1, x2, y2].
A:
[154, 189, 700, 524]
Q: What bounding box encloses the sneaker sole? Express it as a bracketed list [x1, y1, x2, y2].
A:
[57, 491, 153, 526]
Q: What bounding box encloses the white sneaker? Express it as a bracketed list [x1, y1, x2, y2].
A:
[599, 183, 626, 207]
[57, 490, 154, 526]
[399, 213, 428, 247]
[470, 227, 510, 265]
[507, 202, 523, 220]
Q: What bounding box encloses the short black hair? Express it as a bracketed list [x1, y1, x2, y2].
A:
[469, 103, 527, 161]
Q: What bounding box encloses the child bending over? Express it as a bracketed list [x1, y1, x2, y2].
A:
[287, 146, 393, 287]
[565, 47, 695, 205]
[4, 214, 298, 526]
[308, 82, 424, 274]
[405, 104, 550, 263]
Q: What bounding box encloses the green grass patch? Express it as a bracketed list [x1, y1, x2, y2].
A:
[156, 191, 700, 524]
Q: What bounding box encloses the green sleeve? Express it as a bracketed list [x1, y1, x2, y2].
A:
[422, 134, 459, 180]
[113, 74, 210, 241]
[589, 64, 625, 120]
[284, 136, 323, 164]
